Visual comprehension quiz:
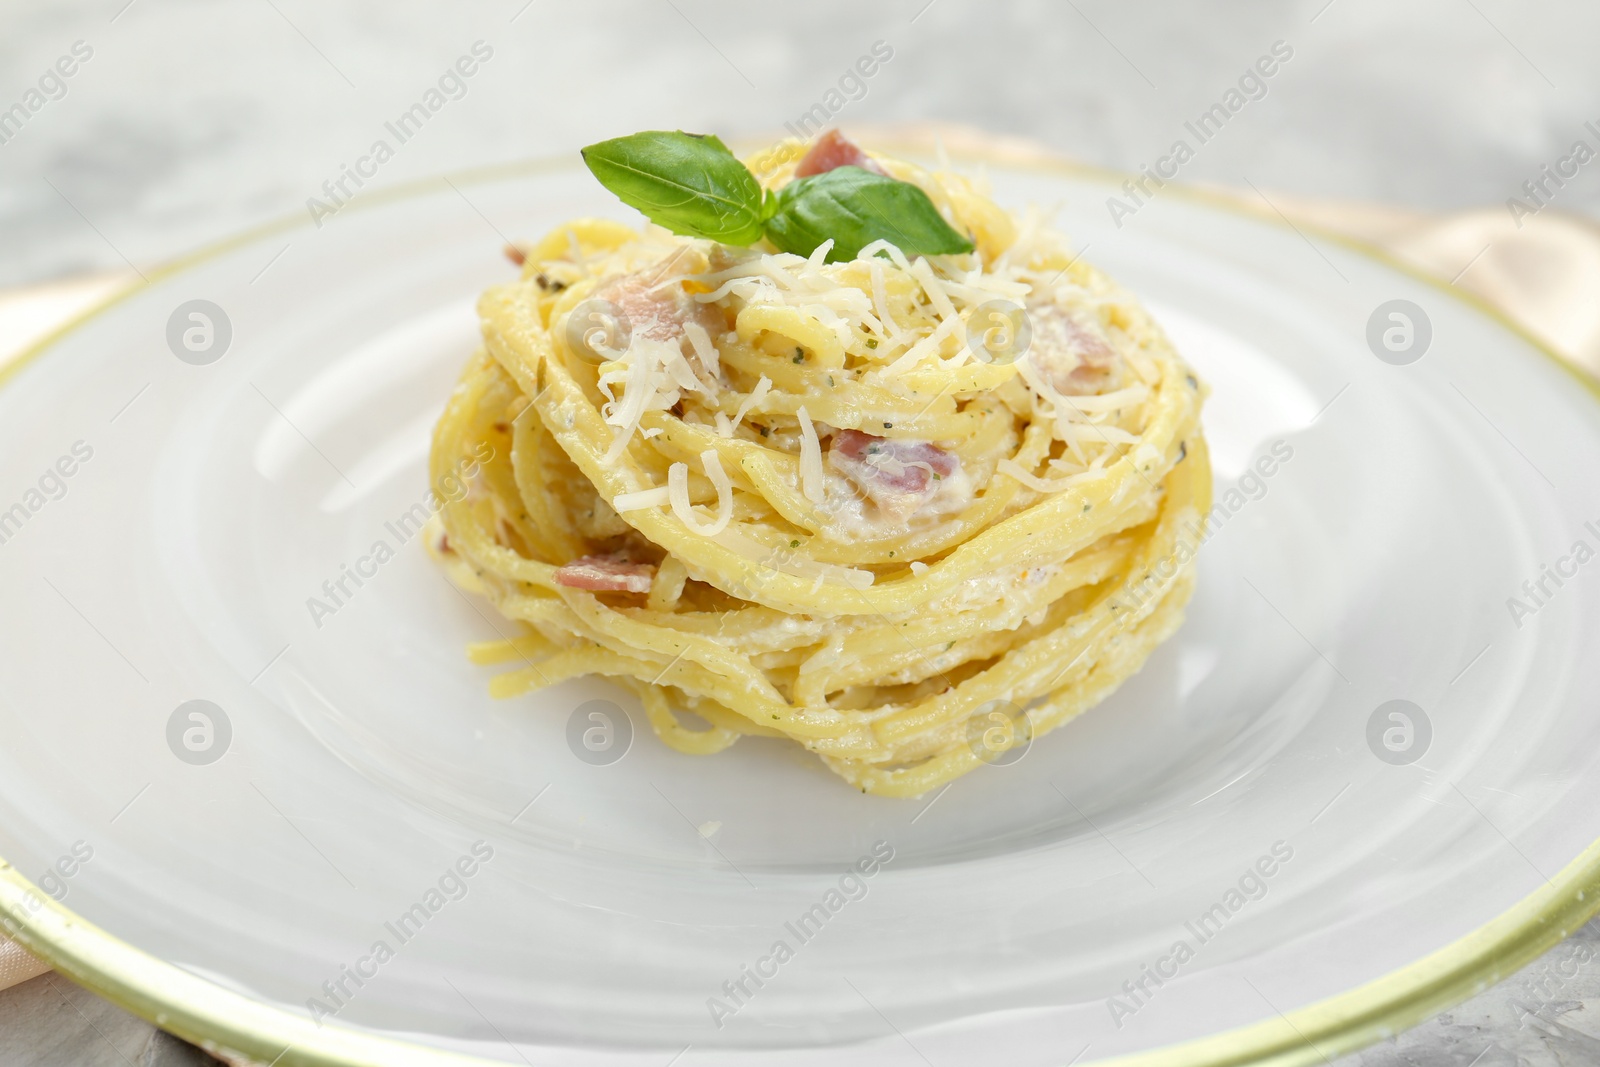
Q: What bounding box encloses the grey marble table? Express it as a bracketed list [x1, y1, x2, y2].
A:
[0, 973, 221, 1066]
[3, 0, 1598, 1063]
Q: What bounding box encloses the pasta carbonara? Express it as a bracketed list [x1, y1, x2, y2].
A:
[427, 132, 1210, 797]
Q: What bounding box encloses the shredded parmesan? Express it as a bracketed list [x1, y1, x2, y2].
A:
[884, 313, 962, 377]
[868, 259, 900, 341]
[594, 283, 735, 462]
[613, 486, 671, 512]
[668, 451, 733, 536]
[1056, 384, 1150, 413]
[998, 458, 1085, 493]
[602, 342, 664, 461]
[910, 257, 959, 321]
[729, 375, 772, 435]
[1122, 340, 1160, 384]
[1013, 350, 1085, 461]
[860, 239, 912, 272]
[1081, 424, 1141, 446]
[796, 406, 824, 503]
[682, 321, 721, 380]
[656, 338, 707, 394]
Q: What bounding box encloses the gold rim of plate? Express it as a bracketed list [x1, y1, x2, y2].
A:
[2, 137, 1598, 1067]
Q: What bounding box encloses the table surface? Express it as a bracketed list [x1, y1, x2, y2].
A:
[4, 1, 1600, 1063]
[3, 0, 1599, 287]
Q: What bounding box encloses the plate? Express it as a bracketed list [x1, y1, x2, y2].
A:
[3, 150, 1600, 1067]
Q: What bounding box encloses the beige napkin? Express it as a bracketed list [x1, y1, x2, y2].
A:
[0, 136, 1596, 996]
[0, 934, 51, 993]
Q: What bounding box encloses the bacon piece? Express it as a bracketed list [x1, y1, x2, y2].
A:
[829, 429, 957, 518]
[597, 270, 724, 345]
[1028, 304, 1119, 396]
[794, 130, 885, 178]
[504, 244, 527, 267]
[554, 553, 656, 593]
[592, 267, 728, 389]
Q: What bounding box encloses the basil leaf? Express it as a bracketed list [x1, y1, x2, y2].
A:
[581, 131, 766, 245]
[763, 166, 974, 263]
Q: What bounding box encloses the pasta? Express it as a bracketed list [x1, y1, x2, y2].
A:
[426, 134, 1211, 797]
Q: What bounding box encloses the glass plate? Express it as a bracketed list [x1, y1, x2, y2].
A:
[3, 152, 1599, 1067]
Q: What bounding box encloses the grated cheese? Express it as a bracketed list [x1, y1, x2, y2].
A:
[998, 457, 1090, 493]
[1080, 424, 1141, 446]
[601, 342, 664, 462]
[1123, 341, 1160, 385]
[683, 321, 721, 380]
[1056, 384, 1150, 413]
[668, 450, 733, 536]
[884, 312, 962, 377]
[910, 257, 958, 321]
[613, 486, 671, 512]
[729, 375, 772, 435]
[859, 239, 912, 272]
[868, 259, 901, 342]
[796, 406, 824, 503]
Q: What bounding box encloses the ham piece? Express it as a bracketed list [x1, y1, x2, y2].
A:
[828, 429, 957, 519]
[1028, 304, 1118, 396]
[794, 130, 886, 178]
[554, 553, 656, 593]
[597, 272, 722, 346]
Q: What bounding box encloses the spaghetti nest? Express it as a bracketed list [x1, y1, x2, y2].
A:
[428, 138, 1211, 797]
